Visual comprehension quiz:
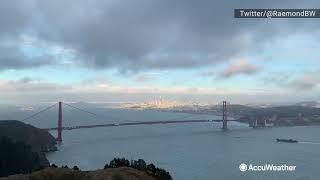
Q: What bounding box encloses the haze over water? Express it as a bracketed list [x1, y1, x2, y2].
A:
[14, 107, 319, 180]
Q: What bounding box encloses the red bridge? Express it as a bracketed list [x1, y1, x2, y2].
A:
[22, 101, 232, 142]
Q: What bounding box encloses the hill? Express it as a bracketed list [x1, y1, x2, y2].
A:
[0, 120, 57, 152]
[160, 103, 320, 126]
[1, 167, 158, 180]
[0, 120, 58, 169]
[0, 136, 47, 177]
[236, 106, 320, 126]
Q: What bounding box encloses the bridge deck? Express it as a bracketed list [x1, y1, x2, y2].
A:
[44, 119, 239, 131]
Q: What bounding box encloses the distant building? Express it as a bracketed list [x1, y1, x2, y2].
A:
[250, 117, 274, 128]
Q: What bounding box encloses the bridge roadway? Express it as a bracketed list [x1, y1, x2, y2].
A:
[44, 119, 239, 131]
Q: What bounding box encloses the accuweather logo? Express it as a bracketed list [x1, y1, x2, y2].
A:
[239, 163, 296, 172]
[239, 163, 248, 171]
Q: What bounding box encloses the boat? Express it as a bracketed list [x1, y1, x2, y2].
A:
[276, 139, 298, 143]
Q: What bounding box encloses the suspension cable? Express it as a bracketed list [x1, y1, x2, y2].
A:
[63, 102, 125, 122]
[21, 103, 58, 121]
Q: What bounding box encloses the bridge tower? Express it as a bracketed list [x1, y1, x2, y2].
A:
[57, 101, 63, 142]
[222, 101, 227, 130]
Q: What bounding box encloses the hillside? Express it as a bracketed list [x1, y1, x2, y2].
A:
[0, 120, 58, 169]
[236, 106, 320, 126]
[1, 167, 158, 180]
[161, 103, 320, 126]
[0, 136, 47, 177]
[0, 120, 57, 152]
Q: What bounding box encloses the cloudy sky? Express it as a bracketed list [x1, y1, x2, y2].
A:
[0, 0, 320, 104]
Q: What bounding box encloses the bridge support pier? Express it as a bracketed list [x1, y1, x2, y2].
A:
[57, 101, 63, 142]
[222, 101, 227, 130]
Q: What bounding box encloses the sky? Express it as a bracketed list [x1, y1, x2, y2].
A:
[0, 0, 320, 104]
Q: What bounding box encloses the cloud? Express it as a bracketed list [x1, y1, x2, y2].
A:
[262, 72, 320, 91]
[0, 56, 51, 71]
[0, 76, 271, 96]
[261, 72, 291, 89]
[1, 0, 320, 72]
[0, 77, 72, 93]
[0, 1, 33, 35]
[291, 73, 320, 90]
[218, 59, 260, 78]
[134, 73, 157, 82]
[0, 76, 315, 104]
[0, 40, 55, 71]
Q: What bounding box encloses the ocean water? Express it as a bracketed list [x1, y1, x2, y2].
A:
[14, 107, 320, 180]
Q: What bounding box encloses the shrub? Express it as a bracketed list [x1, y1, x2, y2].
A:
[104, 158, 172, 180]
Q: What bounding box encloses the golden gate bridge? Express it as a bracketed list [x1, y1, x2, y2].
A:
[21, 101, 236, 142]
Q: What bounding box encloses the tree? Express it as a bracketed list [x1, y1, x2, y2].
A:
[147, 163, 156, 173]
[104, 158, 172, 180]
[135, 159, 147, 170]
[109, 158, 130, 168]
